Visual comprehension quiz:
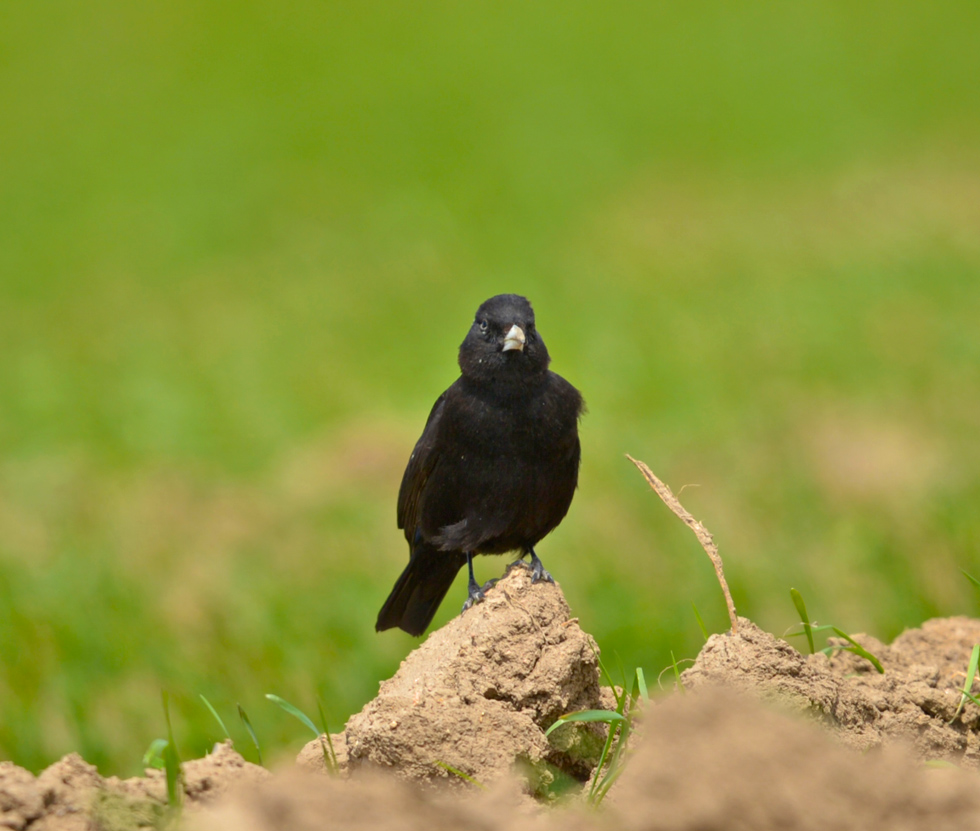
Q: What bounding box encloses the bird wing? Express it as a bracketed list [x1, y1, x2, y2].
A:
[396, 390, 448, 539]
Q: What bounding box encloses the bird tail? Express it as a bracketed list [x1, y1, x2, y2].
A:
[375, 545, 467, 636]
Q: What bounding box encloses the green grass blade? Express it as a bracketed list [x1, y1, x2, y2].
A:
[267, 692, 340, 775]
[691, 602, 709, 641]
[265, 694, 320, 739]
[582, 644, 634, 804]
[588, 720, 620, 804]
[635, 667, 649, 702]
[237, 703, 263, 766]
[786, 623, 836, 638]
[586, 713, 624, 805]
[790, 588, 815, 654]
[316, 698, 339, 774]
[161, 691, 182, 808]
[592, 699, 637, 806]
[830, 627, 884, 673]
[434, 761, 486, 788]
[589, 641, 624, 710]
[199, 695, 231, 740]
[952, 644, 980, 721]
[962, 570, 980, 590]
[628, 667, 641, 704]
[142, 738, 168, 770]
[594, 759, 627, 803]
[594, 722, 632, 805]
[613, 653, 629, 696]
[960, 688, 980, 709]
[924, 759, 960, 769]
[545, 709, 625, 737]
[670, 651, 684, 693]
[966, 644, 979, 695]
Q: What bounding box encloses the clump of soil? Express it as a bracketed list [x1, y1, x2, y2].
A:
[305, 564, 609, 785]
[605, 688, 980, 831]
[191, 769, 553, 831]
[0, 742, 267, 831]
[683, 616, 980, 765]
[197, 690, 980, 831]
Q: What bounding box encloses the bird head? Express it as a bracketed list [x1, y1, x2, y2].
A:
[458, 294, 551, 384]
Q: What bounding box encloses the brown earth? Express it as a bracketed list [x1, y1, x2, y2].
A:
[328, 563, 611, 785]
[0, 742, 269, 830]
[683, 615, 980, 765]
[6, 567, 980, 830]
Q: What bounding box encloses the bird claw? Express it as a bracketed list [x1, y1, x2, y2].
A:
[505, 553, 555, 584]
[530, 560, 554, 584]
[461, 579, 497, 613]
[461, 592, 483, 613]
[526, 550, 555, 584]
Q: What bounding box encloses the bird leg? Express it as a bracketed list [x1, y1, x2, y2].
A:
[506, 548, 555, 584]
[527, 548, 555, 584]
[461, 552, 496, 613]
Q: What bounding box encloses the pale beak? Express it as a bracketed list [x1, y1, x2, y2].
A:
[502, 324, 526, 352]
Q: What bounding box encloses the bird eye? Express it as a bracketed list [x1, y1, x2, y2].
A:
[479, 319, 489, 332]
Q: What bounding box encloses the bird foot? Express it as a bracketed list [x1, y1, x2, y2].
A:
[461, 578, 498, 613]
[505, 553, 555, 584]
[530, 561, 554, 584]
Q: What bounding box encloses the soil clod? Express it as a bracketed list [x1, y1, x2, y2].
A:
[320, 564, 606, 786]
[683, 615, 980, 766]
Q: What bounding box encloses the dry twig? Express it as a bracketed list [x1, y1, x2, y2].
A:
[625, 454, 738, 635]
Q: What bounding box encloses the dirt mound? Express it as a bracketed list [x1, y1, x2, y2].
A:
[683, 616, 980, 765]
[606, 689, 980, 831]
[190, 769, 556, 831]
[0, 742, 268, 831]
[195, 691, 980, 831]
[306, 563, 608, 785]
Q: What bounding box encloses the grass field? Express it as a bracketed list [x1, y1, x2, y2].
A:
[2, 2, 980, 775]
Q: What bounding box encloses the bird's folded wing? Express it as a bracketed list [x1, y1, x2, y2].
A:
[397, 391, 447, 536]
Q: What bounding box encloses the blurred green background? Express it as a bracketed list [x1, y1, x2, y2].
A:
[2, 1, 980, 775]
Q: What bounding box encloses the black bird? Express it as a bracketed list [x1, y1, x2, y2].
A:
[376, 294, 584, 636]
